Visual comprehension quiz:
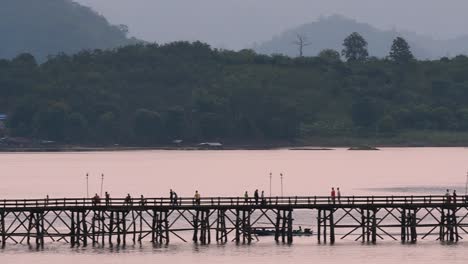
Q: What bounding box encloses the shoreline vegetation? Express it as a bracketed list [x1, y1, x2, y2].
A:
[3, 130, 468, 152]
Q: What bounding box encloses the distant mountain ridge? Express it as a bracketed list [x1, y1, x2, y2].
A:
[0, 0, 138, 61]
[254, 15, 468, 59]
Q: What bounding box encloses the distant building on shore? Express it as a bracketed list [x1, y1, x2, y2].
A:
[0, 114, 7, 136]
[198, 142, 223, 149]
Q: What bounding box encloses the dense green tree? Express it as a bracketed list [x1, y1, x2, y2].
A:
[351, 97, 379, 128]
[389, 37, 414, 63]
[133, 109, 164, 144]
[318, 49, 341, 62]
[33, 102, 69, 141]
[342, 32, 369, 62]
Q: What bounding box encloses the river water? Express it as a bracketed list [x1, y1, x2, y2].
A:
[1, 148, 468, 263]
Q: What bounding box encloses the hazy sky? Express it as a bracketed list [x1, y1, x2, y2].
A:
[75, 0, 468, 50]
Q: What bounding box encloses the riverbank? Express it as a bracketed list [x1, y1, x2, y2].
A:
[1, 131, 468, 152]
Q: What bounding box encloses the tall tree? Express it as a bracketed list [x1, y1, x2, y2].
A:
[342, 32, 369, 62]
[389, 37, 414, 63]
[292, 34, 312, 57]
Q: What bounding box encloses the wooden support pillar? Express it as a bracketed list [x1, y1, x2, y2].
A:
[235, 209, 240, 243]
[164, 211, 170, 244]
[76, 211, 81, 246]
[323, 210, 327, 244]
[27, 212, 33, 245]
[0, 211, 5, 248]
[439, 209, 446, 242]
[193, 210, 199, 243]
[216, 209, 227, 243]
[401, 208, 406, 242]
[329, 210, 335, 244]
[151, 210, 156, 243]
[70, 211, 76, 247]
[371, 209, 377, 244]
[410, 211, 417, 243]
[281, 210, 286, 243]
[109, 211, 114, 245]
[287, 210, 294, 244]
[275, 210, 281, 242]
[132, 211, 136, 243]
[122, 211, 127, 246]
[82, 211, 88, 247]
[317, 209, 321, 243]
[35, 211, 44, 249]
[138, 210, 143, 242]
[246, 210, 252, 244]
[101, 211, 105, 246]
[116, 211, 121, 245]
[366, 210, 370, 242]
[91, 210, 99, 247]
[360, 209, 365, 243]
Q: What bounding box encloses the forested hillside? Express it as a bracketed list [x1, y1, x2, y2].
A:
[2, 36, 468, 146]
[0, 0, 136, 61]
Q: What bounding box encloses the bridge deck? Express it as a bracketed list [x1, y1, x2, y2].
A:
[1, 195, 465, 210]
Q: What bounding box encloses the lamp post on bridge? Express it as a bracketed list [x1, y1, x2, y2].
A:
[465, 170, 468, 196]
[86, 173, 89, 198]
[100, 174, 104, 197]
[269, 172, 272, 197]
[280, 173, 284, 197]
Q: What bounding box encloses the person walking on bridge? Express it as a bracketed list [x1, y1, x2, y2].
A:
[254, 189, 259, 205]
[337, 187, 341, 204]
[445, 189, 451, 204]
[124, 193, 132, 206]
[170, 189, 174, 205]
[331, 187, 336, 204]
[244, 191, 249, 204]
[453, 190, 458, 204]
[173, 191, 179, 206]
[261, 190, 266, 205]
[194, 190, 201, 205]
[105, 192, 110, 206]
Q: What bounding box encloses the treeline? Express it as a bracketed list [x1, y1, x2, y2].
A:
[2, 33, 468, 145]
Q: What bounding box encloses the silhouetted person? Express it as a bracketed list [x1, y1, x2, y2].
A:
[331, 187, 336, 204]
[125, 193, 132, 206]
[170, 189, 174, 205]
[261, 190, 266, 205]
[105, 192, 110, 206]
[173, 191, 178, 206]
[140, 195, 146, 206]
[244, 191, 249, 204]
[337, 187, 341, 203]
[254, 189, 259, 205]
[453, 190, 457, 204]
[93, 193, 101, 206]
[445, 189, 451, 204]
[194, 190, 201, 205]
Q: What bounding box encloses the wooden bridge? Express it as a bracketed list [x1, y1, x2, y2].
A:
[0, 195, 467, 248]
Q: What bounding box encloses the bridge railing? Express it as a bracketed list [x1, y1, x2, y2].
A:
[0, 195, 466, 209]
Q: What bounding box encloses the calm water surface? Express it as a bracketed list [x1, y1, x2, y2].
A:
[1, 148, 468, 263]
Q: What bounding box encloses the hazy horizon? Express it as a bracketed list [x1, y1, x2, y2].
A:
[75, 0, 468, 50]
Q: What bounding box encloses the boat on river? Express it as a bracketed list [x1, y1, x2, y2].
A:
[253, 227, 313, 237]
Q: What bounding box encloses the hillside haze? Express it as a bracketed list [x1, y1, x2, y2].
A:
[254, 15, 468, 59]
[0, 0, 137, 61]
